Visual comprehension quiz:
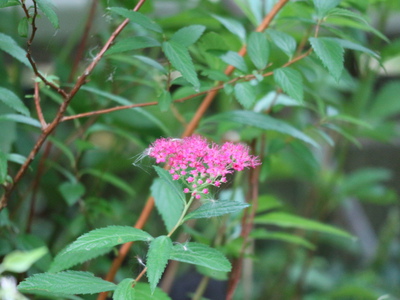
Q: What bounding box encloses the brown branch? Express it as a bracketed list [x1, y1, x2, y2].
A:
[0, 0, 148, 210]
[34, 81, 47, 129]
[68, 0, 99, 82]
[226, 139, 263, 300]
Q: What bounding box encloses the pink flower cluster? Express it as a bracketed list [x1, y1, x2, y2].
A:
[147, 135, 261, 199]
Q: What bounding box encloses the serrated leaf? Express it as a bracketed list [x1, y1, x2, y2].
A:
[106, 36, 160, 55]
[274, 67, 303, 103]
[18, 271, 116, 295]
[218, 51, 248, 72]
[248, 32, 269, 70]
[170, 242, 231, 272]
[204, 111, 318, 147]
[1, 247, 47, 273]
[183, 199, 249, 222]
[59, 182, 85, 206]
[147, 236, 172, 293]
[170, 25, 206, 47]
[134, 55, 167, 74]
[153, 166, 186, 204]
[157, 90, 172, 112]
[0, 151, 7, 184]
[151, 178, 184, 232]
[211, 14, 246, 42]
[234, 82, 256, 109]
[0, 114, 41, 127]
[313, 0, 341, 18]
[36, 0, 59, 28]
[267, 29, 296, 58]
[254, 212, 354, 240]
[18, 17, 29, 38]
[108, 7, 162, 33]
[309, 37, 344, 81]
[162, 41, 199, 89]
[114, 280, 171, 300]
[251, 229, 315, 249]
[0, 33, 31, 67]
[50, 226, 153, 272]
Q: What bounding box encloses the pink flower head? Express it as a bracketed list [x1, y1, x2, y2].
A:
[147, 135, 261, 198]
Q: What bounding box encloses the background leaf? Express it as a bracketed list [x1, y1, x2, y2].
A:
[113, 280, 172, 300]
[204, 111, 318, 147]
[211, 14, 246, 42]
[106, 36, 160, 55]
[313, 0, 341, 18]
[267, 29, 296, 58]
[108, 7, 162, 33]
[153, 166, 186, 203]
[254, 212, 354, 240]
[147, 236, 172, 293]
[1, 247, 47, 273]
[247, 32, 269, 70]
[59, 182, 85, 206]
[218, 51, 248, 72]
[273, 67, 303, 103]
[0, 151, 7, 184]
[162, 41, 200, 89]
[309, 37, 344, 81]
[183, 199, 249, 222]
[169, 242, 231, 272]
[18, 271, 116, 295]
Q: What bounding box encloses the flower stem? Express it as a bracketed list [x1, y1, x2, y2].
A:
[168, 195, 196, 237]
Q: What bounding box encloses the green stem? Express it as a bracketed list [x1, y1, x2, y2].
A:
[167, 195, 196, 237]
[192, 276, 210, 300]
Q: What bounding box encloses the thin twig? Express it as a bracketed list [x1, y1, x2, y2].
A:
[34, 81, 47, 129]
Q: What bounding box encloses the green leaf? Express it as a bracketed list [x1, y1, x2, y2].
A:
[81, 168, 135, 196]
[234, 82, 256, 109]
[218, 51, 248, 72]
[267, 29, 296, 58]
[134, 55, 167, 74]
[0, 0, 21, 8]
[106, 36, 160, 55]
[151, 178, 184, 232]
[273, 67, 303, 103]
[50, 226, 152, 272]
[309, 37, 344, 81]
[0, 114, 41, 127]
[332, 38, 379, 59]
[204, 111, 318, 147]
[170, 25, 206, 47]
[369, 81, 400, 120]
[108, 7, 162, 33]
[251, 229, 315, 250]
[170, 242, 231, 272]
[183, 199, 249, 222]
[147, 236, 172, 293]
[78, 86, 170, 135]
[114, 280, 171, 300]
[0, 33, 31, 67]
[247, 32, 269, 70]
[0, 151, 7, 184]
[48, 136, 76, 167]
[254, 212, 354, 240]
[158, 90, 172, 112]
[153, 166, 186, 204]
[18, 271, 116, 295]
[162, 41, 200, 89]
[17, 17, 29, 38]
[313, 0, 341, 18]
[36, 0, 59, 28]
[1, 247, 47, 273]
[59, 182, 85, 206]
[211, 14, 246, 42]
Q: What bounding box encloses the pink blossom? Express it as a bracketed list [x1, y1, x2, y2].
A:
[147, 135, 260, 198]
